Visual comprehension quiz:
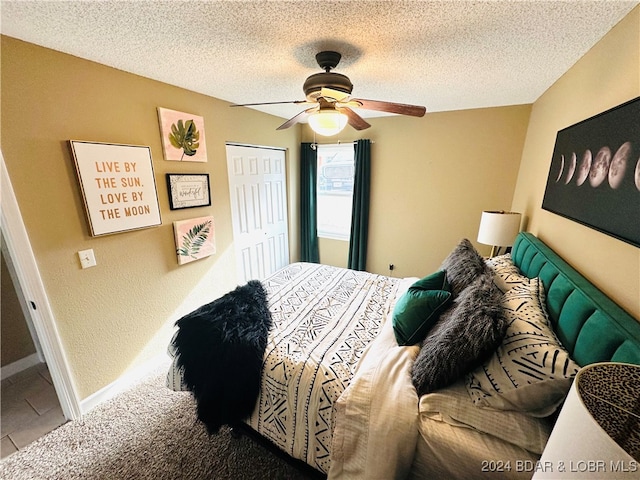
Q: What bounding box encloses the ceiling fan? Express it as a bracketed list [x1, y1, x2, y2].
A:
[230, 51, 426, 135]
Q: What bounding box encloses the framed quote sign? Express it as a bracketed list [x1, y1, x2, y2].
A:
[166, 173, 211, 210]
[69, 140, 162, 236]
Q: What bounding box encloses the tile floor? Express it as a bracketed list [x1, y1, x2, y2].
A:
[1, 363, 67, 459]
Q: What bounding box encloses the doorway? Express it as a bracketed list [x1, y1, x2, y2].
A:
[0, 154, 80, 428]
[1, 233, 67, 458]
[1, 236, 43, 373]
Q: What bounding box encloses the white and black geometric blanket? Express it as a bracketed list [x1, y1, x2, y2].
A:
[249, 263, 402, 474]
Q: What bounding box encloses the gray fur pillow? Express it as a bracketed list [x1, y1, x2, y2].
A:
[440, 238, 490, 296]
[411, 272, 507, 396]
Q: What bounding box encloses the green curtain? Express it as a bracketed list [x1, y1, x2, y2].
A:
[348, 139, 371, 271]
[300, 143, 319, 263]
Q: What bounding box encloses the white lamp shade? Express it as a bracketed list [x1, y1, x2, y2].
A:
[308, 110, 348, 136]
[533, 363, 639, 479]
[477, 211, 522, 247]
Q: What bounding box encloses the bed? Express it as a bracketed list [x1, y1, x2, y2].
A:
[166, 232, 640, 479]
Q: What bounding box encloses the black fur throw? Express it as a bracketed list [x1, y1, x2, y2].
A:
[172, 280, 272, 434]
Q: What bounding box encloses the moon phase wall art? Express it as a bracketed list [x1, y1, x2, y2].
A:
[542, 96, 640, 248]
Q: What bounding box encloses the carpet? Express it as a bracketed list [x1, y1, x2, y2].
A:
[0, 365, 319, 480]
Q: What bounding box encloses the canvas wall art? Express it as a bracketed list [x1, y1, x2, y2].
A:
[158, 107, 207, 162]
[69, 140, 162, 236]
[542, 97, 640, 248]
[173, 216, 216, 265]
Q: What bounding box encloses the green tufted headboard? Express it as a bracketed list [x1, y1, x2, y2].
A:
[511, 232, 640, 367]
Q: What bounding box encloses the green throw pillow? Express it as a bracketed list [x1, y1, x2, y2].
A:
[392, 270, 452, 346]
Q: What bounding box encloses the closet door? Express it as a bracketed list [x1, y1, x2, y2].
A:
[226, 144, 289, 283]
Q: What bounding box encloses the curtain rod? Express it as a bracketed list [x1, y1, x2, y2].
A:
[310, 140, 375, 149]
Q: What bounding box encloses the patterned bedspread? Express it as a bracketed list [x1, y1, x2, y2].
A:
[249, 262, 402, 473]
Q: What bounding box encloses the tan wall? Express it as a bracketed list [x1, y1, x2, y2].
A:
[1, 36, 301, 399]
[318, 237, 350, 268]
[512, 7, 640, 320]
[305, 105, 532, 277]
[1, 248, 36, 367]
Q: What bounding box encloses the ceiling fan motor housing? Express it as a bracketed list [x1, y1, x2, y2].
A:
[303, 72, 353, 101]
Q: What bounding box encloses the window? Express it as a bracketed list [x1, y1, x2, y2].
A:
[316, 143, 355, 240]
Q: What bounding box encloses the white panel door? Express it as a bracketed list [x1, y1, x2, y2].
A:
[226, 144, 289, 283]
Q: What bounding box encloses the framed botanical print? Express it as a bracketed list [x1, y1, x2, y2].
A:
[173, 216, 216, 265]
[158, 107, 207, 162]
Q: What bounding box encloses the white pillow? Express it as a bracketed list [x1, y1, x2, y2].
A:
[465, 278, 579, 417]
[419, 380, 552, 454]
[485, 254, 531, 292]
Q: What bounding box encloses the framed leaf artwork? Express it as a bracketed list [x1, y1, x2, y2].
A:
[173, 216, 216, 265]
[158, 107, 207, 162]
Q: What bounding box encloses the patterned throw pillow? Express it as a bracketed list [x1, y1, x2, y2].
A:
[465, 278, 579, 417]
[485, 253, 531, 292]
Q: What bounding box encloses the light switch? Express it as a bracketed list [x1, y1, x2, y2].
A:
[78, 249, 96, 269]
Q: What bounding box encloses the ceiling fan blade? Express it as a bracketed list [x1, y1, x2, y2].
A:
[231, 100, 310, 107]
[339, 107, 371, 131]
[352, 98, 426, 117]
[276, 106, 318, 130]
[320, 87, 351, 102]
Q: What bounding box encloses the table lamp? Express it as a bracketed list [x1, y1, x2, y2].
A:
[533, 362, 639, 479]
[477, 210, 522, 257]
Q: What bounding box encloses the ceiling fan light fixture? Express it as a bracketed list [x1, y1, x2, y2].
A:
[232, 51, 425, 132]
[308, 109, 348, 136]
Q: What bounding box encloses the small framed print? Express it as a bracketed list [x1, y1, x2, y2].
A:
[166, 173, 211, 210]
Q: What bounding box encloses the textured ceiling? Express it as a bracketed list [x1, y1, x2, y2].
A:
[1, 1, 638, 122]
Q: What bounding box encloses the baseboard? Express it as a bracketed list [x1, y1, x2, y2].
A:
[1, 353, 41, 380]
[79, 354, 170, 415]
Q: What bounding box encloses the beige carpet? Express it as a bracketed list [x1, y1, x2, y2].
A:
[0, 365, 320, 480]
